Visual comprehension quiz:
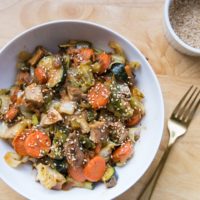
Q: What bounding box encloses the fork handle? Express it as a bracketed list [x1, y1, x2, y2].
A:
[138, 145, 172, 200]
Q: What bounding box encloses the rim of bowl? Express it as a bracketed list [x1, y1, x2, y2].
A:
[0, 20, 165, 199]
[164, 0, 200, 54]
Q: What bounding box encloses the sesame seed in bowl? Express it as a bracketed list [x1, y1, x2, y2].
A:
[164, 0, 200, 56]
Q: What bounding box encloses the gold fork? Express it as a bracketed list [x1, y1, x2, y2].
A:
[138, 85, 200, 200]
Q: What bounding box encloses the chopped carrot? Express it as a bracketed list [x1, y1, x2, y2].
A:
[79, 48, 94, 61]
[98, 52, 111, 74]
[34, 67, 47, 84]
[10, 86, 20, 103]
[4, 106, 19, 121]
[83, 156, 106, 182]
[125, 65, 133, 78]
[95, 143, 102, 154]
[88, 82, 110, 110]
[12, 131, 30, 156]
[24, 130, 51, 158]
[127, 112, 142, 126]
[112, 141, 133, 163]
[68, 166, 86, 183]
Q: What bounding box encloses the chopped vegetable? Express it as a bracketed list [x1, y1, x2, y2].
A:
[102, 165, 115, 183]
[104, 174, 117, 188]
[111, 63, 127, 81]
[0, 89, 10, 95]
[36, 163, 66, 189]
[68, 166, 86, 182]
[24, 130, 51, 158]
[63, 177, 93, 190]
[67, 64, 95, 92]
[79, 135, 95, 150]
[112, 141, 133, 164]
[109, 41, 126, 57]
[59, 100, 76, 115]
[1, 40, 145, 191]
[79, 48, 94, 61]
[108, 81, 133, 119]
[32, 114, 39, 126]
[28, 46, 46, 66]
[124, 65, 135, 85]
[99, 141, 115, 162]
[97, 52, 111, 74]
[0, 120, 31, 139]
[70, 115, 90, 134]
[12, 131, 30, 156]
[4, 106, 19, 121]
[34, 67, 48, 84]
[88, 82, 110, 110]
[4, 152, 29, 168]
[0, 95, 11, 115]
[129, 61, 141, 70]
[83, 156, 106, 182]
[111, 54, 125, 65]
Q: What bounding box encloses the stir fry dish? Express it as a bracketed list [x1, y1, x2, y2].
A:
[0, 40, 145, 190]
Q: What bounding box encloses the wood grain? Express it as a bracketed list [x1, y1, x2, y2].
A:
[0, 0, 199, 200]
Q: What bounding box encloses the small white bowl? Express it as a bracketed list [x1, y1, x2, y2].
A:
[164, 0, 200, 56]
[0, 20, 164, 200]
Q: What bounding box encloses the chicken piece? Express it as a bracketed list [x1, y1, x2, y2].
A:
[109, 121, 129, 144]
[40, 108, 63, 126]
[25, 83, 44, 105]
[64, 132, 85, 168]
[89, 121, 109, 144]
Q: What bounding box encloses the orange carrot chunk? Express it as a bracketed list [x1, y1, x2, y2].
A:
[12, 131, 30, 156]
[95, 143, 102, 155]
[79, 48, 94, 61]
[24, 130, 51, 158]
[98, 52, 111, 74]
[112, 141, 133, 163]
[4, 106, 19, 121]
[68, 166, 86, 183]
[83, 156, 106, 182]
[127, 112, 142, 127]
[88, 82, 110, 110]
[34, 67, 47, 84]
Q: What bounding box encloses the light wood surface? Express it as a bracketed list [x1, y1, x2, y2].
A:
[0, 0, 199, 200]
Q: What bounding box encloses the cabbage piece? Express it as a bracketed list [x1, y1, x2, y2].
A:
[59, 100, 76, 115]
[0, 119, 31, 139]
[99, 141, 116, 162]
[4, 152, 29, 168]
[36, 163, 66, 189]
[0, 95, 11, 115]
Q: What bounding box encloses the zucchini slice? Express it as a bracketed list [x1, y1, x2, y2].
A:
[47, 67, 65, 88]
[102, 165, 115, 182]
[102, 165, 118, 188]
[36, 55, 67, 89]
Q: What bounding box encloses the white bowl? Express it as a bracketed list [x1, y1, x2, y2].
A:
[164, 0, 200, 56]
[0, 20, 164, 200]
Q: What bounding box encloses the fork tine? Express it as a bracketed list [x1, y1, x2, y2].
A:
[171, 85, 193, 117]
[177, 87, 197, 118]
[184, 92, 200, 125]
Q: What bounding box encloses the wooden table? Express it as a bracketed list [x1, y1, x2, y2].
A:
[0, 0, 199, 199]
